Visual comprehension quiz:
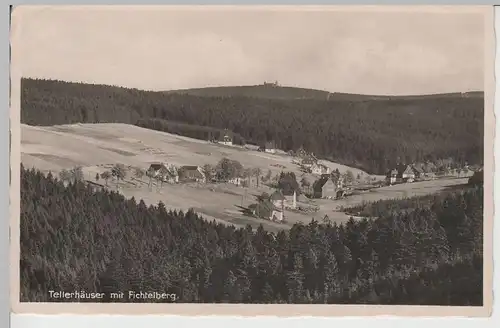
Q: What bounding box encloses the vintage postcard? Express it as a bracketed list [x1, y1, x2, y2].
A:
[10, 5, 494, 317]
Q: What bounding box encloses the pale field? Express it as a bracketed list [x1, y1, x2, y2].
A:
[20, 123, 468, 232]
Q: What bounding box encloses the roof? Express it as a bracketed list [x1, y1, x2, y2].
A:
[180, 165, 200, 171]
[252, 199, 280, 218]
[411, 165, 424, 174]
[313, 176, 330, 191]
[297, 194, 309, 202]
[395, 164, 412, 175]
[149, 163, 165, 171]
[270, 190, 285, 201]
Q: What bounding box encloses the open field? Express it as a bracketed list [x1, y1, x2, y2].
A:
[21, 123, 468, 232]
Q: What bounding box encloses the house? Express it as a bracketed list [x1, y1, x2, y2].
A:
[396, 164, 415, 183]
[270, 190, 286, 210]
[411, 165, 423, 180]
[311, 163, 330, 175]
[228, 177, 242, 186]
[386, 169, 398, 185]
[264, 141, 277, 154]
[250, 198, 284, 222]
[147, 163, 167, 178]
[312, 176, 343, 199]
[178, 166, 206, 183]
[301, 157, 317, 169]
[220, 130, 233, 146]
[147, 163, 179, 183]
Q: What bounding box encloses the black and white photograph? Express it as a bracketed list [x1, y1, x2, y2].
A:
[10, 5, 493, 315]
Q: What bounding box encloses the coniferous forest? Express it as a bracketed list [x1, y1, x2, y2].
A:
[21, 78, 484, 174]
[20, 165, 483, 305]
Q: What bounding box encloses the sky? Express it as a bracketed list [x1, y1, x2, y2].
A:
[11, 6, 486, 95]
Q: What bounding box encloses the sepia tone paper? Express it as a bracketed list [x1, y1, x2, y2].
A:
[10, 5, 495, 317]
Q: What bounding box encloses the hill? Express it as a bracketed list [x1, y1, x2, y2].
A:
[166, 83, 484, 101]
[21, 78, 484, 175]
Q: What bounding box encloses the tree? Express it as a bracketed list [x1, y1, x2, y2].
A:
[111, 164, 127, 186]
[331, 169, 341, 184]
[146, 167, 155, 187]
[300, 176, 310, 191]
[69, 166, 84, 182]
[253, 167, 262, 188]
[134, 168, 144, 180]
[59, 169, 71, 183]
[343, 170, 354, 185]
[263, 169, 272, 183]
[242, 168, 253, 187]
[277, 172, 300, 196]
[202, 164, 214, 183]
[100, 171, 111, 186]
[215, 158, 243, 181]
[157, 165, 170, 191]
[468, 170, 483, 186]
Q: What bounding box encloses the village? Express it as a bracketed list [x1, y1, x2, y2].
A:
[67, 128, 478, 227]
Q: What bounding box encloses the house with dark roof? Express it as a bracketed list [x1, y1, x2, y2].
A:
[313, 175, 343, 199]
[178, 165, 206, 183]
[147, 163, 166, 177]
[146, 163, 178, 183]
[270, 190, 286, 210]
[411, 165, 423, 180]
[397, 164, 416, 183]
[249, 198, 284, 222]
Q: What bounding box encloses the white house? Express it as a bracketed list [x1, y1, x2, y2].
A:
[311, 163, 330, 175]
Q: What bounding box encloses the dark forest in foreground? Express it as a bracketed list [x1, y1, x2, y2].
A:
[21, 78, 484, 175]
[21, 166, 483, 305]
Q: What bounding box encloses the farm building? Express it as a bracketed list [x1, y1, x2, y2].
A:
[398, 164, 416, 183]
[411, 165, 424, 179]
[248, 199, 284, 222]
[387, 164, 418, 184]
[312, 175, 343, 199]
[147, 163, 166, 177]
[270, 190, 286, 210]
[264, 141, 277, 154]
[301, 157, 317, 169]
[178, 165, 206, 183]
[147, 163, 179, 183]
[386, 168, 398, 185]
[220, 130, 233, 146]
[228, 177, 242, 186]
[311, 163, 330, 175]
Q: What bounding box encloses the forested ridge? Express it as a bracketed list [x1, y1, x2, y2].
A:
[21, 165, 483, 305]
[21, 78, 484, 175]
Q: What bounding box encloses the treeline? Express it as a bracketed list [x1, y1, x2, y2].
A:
[21, 165, 483, 305]
[21, 78, 484, 174]
[136, 118, 246, 145]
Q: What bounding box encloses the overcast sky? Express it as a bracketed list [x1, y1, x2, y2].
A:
[12, 6, 486, 95]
